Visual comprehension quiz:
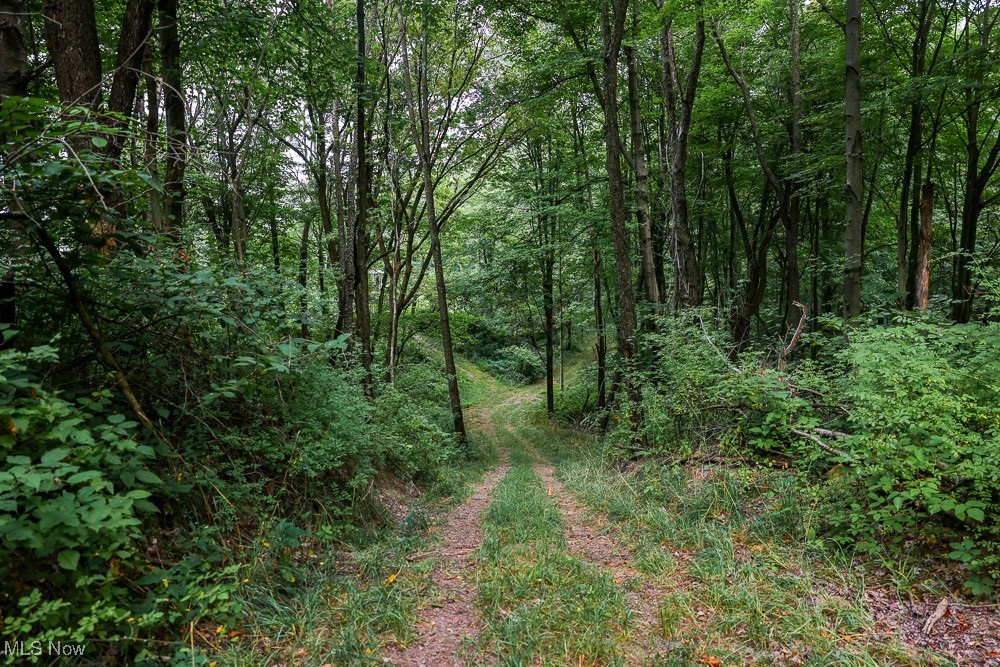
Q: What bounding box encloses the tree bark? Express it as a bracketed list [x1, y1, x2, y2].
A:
[843, 0, 864, 321]
[298, 217, 312, 338]
[158, 0, 186, 236]
[952, 5, 997, 323]
[659, 4, 705, 309]
[625, 41, 659, 306]
[0, 0, 27, 336]
[897, 0, 932, 308]
[602, 0, 635, 352]
[142, 50, 163, 233]
[0, 0, 28, 98]
[43, 0, 102, 108]
[785, 0, 802, 331]
[355, 0, 373, 390]
[107, 0, 155, 157]
[915, 179, 933, 310]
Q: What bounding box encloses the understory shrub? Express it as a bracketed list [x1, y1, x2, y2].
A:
[486, 344, 545, 385]
[607, 312, 1000, 595]
[0, 342, 163, 656]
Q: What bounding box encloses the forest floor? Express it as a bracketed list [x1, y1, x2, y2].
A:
[219, 361, 999, 666]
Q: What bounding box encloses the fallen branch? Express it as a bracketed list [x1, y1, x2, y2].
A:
[779, 301, 808, 364]
[790, 428, 856, 461]
[811, 427, 852, 439]
[922, 598, 949, 634]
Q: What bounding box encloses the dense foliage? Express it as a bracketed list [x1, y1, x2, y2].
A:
[1, 0, 998, 661]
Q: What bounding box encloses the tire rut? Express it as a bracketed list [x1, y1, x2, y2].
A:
[534, 462, 670, 664]
[382, 460, 509, 667]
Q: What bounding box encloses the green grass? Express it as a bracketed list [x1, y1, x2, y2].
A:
[538, 428, 954, 667]
[474, 432, 634, 666]
[205, 529, 433, 666]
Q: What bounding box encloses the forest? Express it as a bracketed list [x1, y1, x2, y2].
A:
[0, 0, 999, 664]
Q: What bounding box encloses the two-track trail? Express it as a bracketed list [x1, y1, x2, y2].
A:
[381, 378, 962, 667]
[381, 459, 508, 666]
[383, 385, 670, 666]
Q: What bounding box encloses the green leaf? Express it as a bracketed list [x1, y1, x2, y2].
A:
[139, 173, 164, 193]
[134, 470, 162, 485]
[58, 549, 80, 570]
[967, 507, 985, 522]
[90, 136, 108, 148]
[41, 448, 69, 465]
[67, 470, 102, 485]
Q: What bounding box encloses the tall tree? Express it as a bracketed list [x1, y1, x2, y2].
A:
[399, 13, 467, 443]
[843, 0, 864, 320]
[158, 0, 186, 235]
[659, 0, 705, 309]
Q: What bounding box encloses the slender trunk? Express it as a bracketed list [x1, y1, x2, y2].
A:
[337, 121, 357, 339]
[354, 0, 373, 390]
[142, 51, 164, 233]
[400, 16, 466, 443]
[299, 218, 311, 338]
[660, 6, 706, 308]
[158, 0, 186, 236]
[843, 0, 864, 321]
[785, 0, 802, 331]
[898, 118, 919, 306]
[594, 248, 607, 408]
[625, 41, 659, 306]
[107, 0, 155, 157]
[231, 178, 247, 267]
[544, 231, 555, 415]
[900, 0, 932, 308]
[954, 140, 979, 322]
[915, 179, 933, 310]
[952, 6, 994, 323]
[603, 0, 637, 359]
[270, 217, 280, 272]
[572, 99, 606, 409]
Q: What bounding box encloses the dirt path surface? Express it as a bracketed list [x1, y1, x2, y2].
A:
[382, 460, 509, 667]
[533, 462, 670, 662]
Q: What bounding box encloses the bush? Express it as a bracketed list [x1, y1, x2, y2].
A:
[614, 313, 1000, 595]
[0, 342, 164, 657]
[832, 318, 1000, 594]
[486, 345, 545, 385]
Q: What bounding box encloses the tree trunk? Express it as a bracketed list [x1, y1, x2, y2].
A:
[601, 2, 632, 337]
[107, 0, 155, 158]
[142, 51, 164, 233]
[625, 41, 659, 306]
[0, 0, 27, 336]
[43, 0, 102, 108]
[298, 218, 312, 338]
[897, 0, 932, 308]
[785, 0, 802, 332]
[844, 0, 865, 320]
[659, 5, 706, 309]
[354, 0, 373, 390]
[400, 16, 466, 443]
[544, 224, 555, 415]
[952, 5, 995, 323]
[158, 0, 186, 236]
[594, 248, 607, 408]
[843, 0, 864, 321]
[915, 179, 933, 310]
[0, 0, 27, 99]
